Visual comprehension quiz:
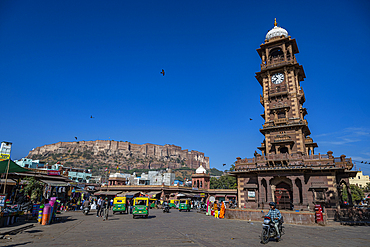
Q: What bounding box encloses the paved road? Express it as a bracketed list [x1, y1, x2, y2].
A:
[1, 209, 369, 246]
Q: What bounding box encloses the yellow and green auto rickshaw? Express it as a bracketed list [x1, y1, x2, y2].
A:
[179, 199, 191, 212]
[112, 196, 127, 214]
[132, 197, 149, 218]
[169, 199, 180, 208]
[149, 199, 157, 209]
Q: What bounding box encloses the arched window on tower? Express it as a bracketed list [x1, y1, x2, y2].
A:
[280, 147, 289, 154]
[200, 181, 203, 188]
[270, 47, 284, 63]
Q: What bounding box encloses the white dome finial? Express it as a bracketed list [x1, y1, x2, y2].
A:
[265, 19, 288, 41]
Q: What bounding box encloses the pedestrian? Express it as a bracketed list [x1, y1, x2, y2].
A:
[219, 201, 225, 219]
[206, 200, 211, 216]
[97, 196, 103, 217]
[214, 201, 219, 218]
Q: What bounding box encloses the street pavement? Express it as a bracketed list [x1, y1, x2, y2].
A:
[0, 208, 369, 247]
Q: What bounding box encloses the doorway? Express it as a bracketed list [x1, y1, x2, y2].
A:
[274, 182, 292, 210]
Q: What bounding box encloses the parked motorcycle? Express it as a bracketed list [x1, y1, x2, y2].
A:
[260, 216, 284, 244]
[83, 206, 90, 215]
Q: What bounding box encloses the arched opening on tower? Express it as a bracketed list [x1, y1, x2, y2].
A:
[295, 178, 303, 204]
[274, 181, 293, 210]
[269, 47, 284, 63]
[280, 147, 289, 154]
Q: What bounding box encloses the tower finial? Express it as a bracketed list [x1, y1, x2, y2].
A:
[274, 18, 277, 27]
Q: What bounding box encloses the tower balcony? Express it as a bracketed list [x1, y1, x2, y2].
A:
[260, 57, 297, 70]
[262, 118, 308, 130]
[234, 151, 352, 172]
[274, 118, 288, 125]
[272, 135, 292, 143]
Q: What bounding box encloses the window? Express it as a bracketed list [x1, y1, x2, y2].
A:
[278, 111, 285, 119]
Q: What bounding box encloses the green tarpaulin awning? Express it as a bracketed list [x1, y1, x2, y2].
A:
[0, 160, 30, 173]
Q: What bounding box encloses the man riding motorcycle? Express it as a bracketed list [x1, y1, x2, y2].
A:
[266, 202, 282, 239]
[163, 200, 170, 213]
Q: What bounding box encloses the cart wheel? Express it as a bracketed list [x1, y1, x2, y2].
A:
[133, 215, 135, 219]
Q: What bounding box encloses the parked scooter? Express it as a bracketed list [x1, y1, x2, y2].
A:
[260, 216, 284, 244]
[83, 206, 90, 215]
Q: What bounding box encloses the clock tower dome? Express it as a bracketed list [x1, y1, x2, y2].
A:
[255, 19, 317, 158]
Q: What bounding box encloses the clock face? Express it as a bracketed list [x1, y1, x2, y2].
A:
[271, 73, 284, 84]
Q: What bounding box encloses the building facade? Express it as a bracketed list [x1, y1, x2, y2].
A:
[231, 20, 356, 211]
[191, 165, 210, 190]
[349, 171, 369, 189]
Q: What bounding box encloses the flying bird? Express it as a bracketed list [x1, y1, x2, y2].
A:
[250, 118, 253, 120]
[75, 137, 77, 140]
[223, 164, 226, 166]
[90, 115, 94, 118]
[160, 69, 165, 76]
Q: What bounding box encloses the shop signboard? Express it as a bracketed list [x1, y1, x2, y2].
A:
[0, 194, 7, 207]
[248, 191, 256, 198]
[0, 142, 12, 161]
[47, 170, 61, 176]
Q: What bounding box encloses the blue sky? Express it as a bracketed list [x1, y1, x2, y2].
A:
[1, 0, 370, 174]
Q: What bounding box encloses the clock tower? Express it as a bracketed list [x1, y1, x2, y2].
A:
[255, 19, 317, 158]
[232, 20, 355, 213]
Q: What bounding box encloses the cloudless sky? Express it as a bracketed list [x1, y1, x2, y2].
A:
[1, 0, 370, 174]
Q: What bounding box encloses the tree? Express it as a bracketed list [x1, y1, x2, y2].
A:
[21, 177, 44, 202]
[341, 184, 365, 203]
[363, 182, 370, 192]
[209, 168, 223, 176]
[210, 175, 237, 189]
[350, 184, 365, 202]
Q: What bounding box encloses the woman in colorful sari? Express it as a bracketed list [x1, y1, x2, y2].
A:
[219, 201, 225, 219]
[206, 199, 211, 216]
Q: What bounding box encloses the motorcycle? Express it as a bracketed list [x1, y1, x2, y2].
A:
[260, 216, 284, 244]
[163, 204, 170, 213]
[83, 206, 90, 215]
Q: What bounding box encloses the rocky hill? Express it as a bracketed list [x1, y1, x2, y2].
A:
[27, 140, 210, 176]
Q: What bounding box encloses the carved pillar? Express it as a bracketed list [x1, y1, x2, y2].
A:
[267, 177, 273, 202]
[258, 176, 264, 208]
[289, 176, 300, 206]
[283, 43, 287, 61]
[300, 175, 308, 207]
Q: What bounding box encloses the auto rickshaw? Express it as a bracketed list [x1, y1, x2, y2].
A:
[132, 197, 149, 218]
[169, 199, 180, 208]
[179, 199, 191, 212]
[149, 198, 157, 208]
[112, 196, 127, 214]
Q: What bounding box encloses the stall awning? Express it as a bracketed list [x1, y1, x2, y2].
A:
[147, 191, 161, 198]
[117, 192, 140, 198]
[0, 160, 31, 173]
[95, 191, 122, 196]
[40, 179, 70, 187]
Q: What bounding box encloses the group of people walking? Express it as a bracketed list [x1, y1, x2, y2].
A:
[206, 200, 226, 219]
